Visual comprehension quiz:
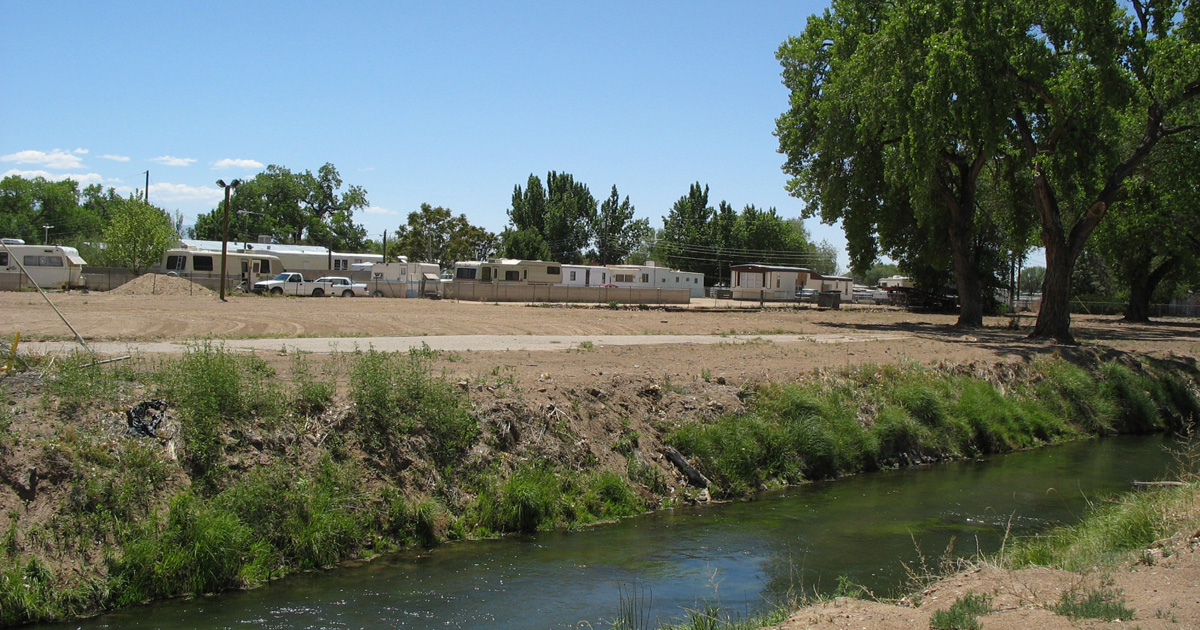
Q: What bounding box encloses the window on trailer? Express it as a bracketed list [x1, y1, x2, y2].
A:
[24, 255, 63, 267]
[0, 253, 7, 266]
[547, 266, 560, 275]
[193, 256, 214, 272]
[456, 267, 477, 280]
[506, 270, 520, 281]
[165, 255, 185, 271]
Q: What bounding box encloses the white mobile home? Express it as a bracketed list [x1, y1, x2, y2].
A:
[0, 242, 87, 291]
[606, 261, 705, 298]
[453, 259, 563, 284]
[161, 248, 282, 288]
[560, 264, 611, 287]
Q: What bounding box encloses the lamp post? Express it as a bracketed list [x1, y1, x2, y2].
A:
[42, 225, 54, 245]
[216, 179, 242, 301]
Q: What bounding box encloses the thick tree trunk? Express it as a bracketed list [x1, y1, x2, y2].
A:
[950, 239, 984, 328]
[944, 158, 986, 328]
[1123, 256, 1179, 323]
[1031, 239, 1077, 344]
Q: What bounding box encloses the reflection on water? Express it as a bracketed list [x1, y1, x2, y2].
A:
[42, 435, 1173, 629]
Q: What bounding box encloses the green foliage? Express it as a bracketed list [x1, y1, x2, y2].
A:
[592, 185, 652, 265]
[291, 353, 334, 417]
[154, 343, 283, 489]
[100, 196, 177, 270]
[108, 491, 267, 605]
[930, 592, 992, 630]
[667, 359, 1191, 499]
[507, 171, 596, 264]
[476, 464, 644, 533]
[43, 351, 137, 420]
[191, 163, 369, 251]
[393, 202, 497, 268]
[477, 463, 563, 533]
[1004, 483, 1199, 571]
[349, 349, 478, 467]
[1050, 588, 1135, 622]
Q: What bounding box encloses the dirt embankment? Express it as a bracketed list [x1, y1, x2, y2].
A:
[2, 290, 1199, 628]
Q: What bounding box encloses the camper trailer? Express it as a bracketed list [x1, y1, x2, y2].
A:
[0, 241, 87, 291]
[176, 240, 382, 273]
[161, 248, 282, 290]
[365, 261, 443, 298]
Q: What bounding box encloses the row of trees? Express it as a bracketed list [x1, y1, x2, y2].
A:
[0, 175, 179, 270]
[776, 0, 1199, 341]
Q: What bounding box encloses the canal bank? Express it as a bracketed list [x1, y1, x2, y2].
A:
[1, 342, 1198, 626]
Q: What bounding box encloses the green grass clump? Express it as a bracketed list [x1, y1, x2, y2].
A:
[1050, 588, 1135, 621]
[155, 342, 284, 490]
[929, 591, 992, 630]
[1003, 483, 1199, 571]
[475, 464, 645, 533]
[666, 358, 1193, 499]
[42, 352, 138, 420]
[350, 349, 478, 467]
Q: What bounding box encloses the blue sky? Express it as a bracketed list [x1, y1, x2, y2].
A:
[3, 2, 851, 267]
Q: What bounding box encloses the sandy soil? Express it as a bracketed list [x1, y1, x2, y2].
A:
[3, 283, 1200, 629]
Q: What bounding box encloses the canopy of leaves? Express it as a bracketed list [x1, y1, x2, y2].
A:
[192, 163, 369, 252]
[392, 203, 497, 270]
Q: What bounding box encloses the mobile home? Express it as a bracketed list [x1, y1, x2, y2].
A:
[177, 239, 383, 274]
[161, 248, 282, 288]
[453, 259, 562, 284]
[729, 264, 816, 301]
[607, 261, 705, 298]
[0, 241, 87, 291]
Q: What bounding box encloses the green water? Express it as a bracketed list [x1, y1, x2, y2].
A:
[45, 435, 1175, 629]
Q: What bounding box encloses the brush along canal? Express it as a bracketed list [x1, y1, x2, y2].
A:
[1, 341, 1198, 628]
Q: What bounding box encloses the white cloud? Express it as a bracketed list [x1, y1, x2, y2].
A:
[99, 154, 130, 162]
[212, 158, 264, 170]
[0, 149, 87, 170]
[149, 182, 224, 205]
[73, 148, 88, 155]
[2, 168, 104, 186]
[150, 155, 197, 167]
[364, 206, 398, 215]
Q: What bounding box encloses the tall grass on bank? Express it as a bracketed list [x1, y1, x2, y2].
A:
[474, 464, 646, 534]
[350, 348, 479, 468]
[154, 342, 285, 489]
[668, 359, 1199, 498]
[1001, 482, 1200, 572]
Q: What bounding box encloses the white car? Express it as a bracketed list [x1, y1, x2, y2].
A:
[312, 276, 370, 297]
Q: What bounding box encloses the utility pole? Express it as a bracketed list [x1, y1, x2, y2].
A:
[144, 171, 150, 205]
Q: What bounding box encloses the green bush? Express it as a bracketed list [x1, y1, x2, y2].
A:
[350, 350, 478, 467]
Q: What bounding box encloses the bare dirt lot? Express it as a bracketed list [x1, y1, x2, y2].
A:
[4, 282, 1200, 630]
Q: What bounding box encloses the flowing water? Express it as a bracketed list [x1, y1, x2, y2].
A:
[47, 435, 1176, 629]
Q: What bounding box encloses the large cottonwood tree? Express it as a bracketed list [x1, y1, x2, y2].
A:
[777, 0, 1200, 341]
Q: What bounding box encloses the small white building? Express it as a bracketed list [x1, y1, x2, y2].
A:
[730, 264, 816, 301]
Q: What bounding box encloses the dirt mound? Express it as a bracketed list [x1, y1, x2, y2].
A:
[107, 273, 215, 297]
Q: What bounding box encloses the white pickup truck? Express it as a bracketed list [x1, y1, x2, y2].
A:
[252, 273, 368, 297]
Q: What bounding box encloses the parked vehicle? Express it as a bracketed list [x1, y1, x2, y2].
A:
[795, 288, 820, 303]
[1, 242, 87, 291]
[252, 272, 355, 296]
[312, 276, 369, 297]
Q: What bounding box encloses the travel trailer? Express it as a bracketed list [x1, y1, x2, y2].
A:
[160, 248, 282, 289]
[0, 241, 87, 291]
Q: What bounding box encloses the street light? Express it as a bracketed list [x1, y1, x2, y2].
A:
[42, 224, 54, 245]
[215, 179, 242, 301]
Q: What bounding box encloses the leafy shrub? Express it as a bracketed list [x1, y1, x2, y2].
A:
[350, 349, 478, 466]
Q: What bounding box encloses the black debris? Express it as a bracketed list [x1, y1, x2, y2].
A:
[126, 399, 167, 438]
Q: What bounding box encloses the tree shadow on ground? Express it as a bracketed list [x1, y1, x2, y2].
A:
[812, 314, 1200, 365]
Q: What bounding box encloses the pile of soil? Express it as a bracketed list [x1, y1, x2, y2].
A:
[106, 273, 215, 297]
